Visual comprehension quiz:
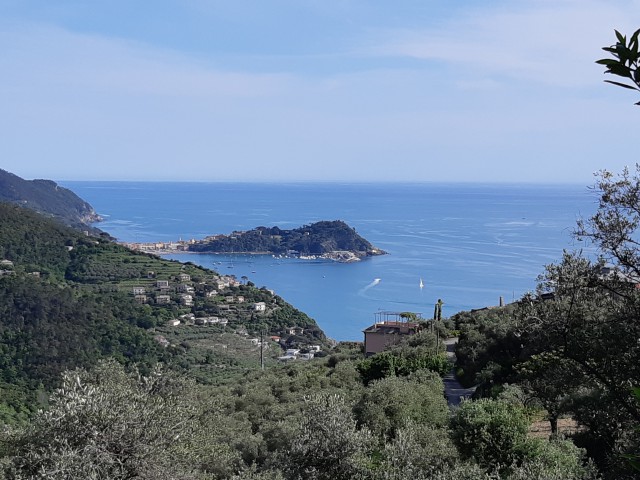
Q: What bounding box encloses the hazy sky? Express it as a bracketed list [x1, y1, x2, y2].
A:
[1, 0, 638, 183]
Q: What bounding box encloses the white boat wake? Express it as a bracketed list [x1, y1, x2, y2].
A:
[359, 278, 381, 294]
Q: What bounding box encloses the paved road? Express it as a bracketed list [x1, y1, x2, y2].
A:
[443, 338, 476, 406]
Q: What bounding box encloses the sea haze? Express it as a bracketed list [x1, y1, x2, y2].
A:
[62, 181, 598, 341]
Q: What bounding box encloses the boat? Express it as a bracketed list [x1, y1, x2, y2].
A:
[419, 278, 424, 289]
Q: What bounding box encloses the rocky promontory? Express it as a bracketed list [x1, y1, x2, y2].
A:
[188, 220, 386, 261]
[0, 169, 103, 232]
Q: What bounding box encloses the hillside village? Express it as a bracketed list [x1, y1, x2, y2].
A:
[122, 261, 326, 358]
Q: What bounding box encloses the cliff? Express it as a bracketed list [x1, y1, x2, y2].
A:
[0, 169, 102, 232]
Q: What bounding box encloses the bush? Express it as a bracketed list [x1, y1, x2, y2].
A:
[450, 398, 529, 472]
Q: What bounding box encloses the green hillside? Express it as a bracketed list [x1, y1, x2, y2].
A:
[0, 169, 105, 233]
[0, 203, 326, 422]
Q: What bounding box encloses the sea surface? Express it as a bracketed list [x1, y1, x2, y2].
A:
[62, 181, 598, 341]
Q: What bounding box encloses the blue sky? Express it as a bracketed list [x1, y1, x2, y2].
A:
[0, 0, 638, 183]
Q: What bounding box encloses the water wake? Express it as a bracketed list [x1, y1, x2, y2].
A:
[359, 278, 381, 294]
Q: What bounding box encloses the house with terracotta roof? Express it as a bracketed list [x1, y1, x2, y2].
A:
[363, 311, 424, 356]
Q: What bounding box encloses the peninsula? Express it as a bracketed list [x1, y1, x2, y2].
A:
[127, 221, 386, 262]
[0, 169, 105, 235]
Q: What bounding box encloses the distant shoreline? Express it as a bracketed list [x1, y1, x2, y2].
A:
[123, 243, 368, 263]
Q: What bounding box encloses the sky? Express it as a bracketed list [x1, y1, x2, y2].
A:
[0, 0, 638, 183]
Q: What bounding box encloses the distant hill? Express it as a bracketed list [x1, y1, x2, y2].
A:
[189, 220, 386, 260]
[0, 169, 102, 232]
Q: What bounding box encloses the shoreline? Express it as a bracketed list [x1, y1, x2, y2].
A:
[122, 244, 371, 263]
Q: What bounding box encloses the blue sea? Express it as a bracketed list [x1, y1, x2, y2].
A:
[62, 182, 598, 341]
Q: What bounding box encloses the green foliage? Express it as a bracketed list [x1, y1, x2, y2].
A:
[189, 220, 382, 256]
[511, 438, 598, 480]
[354, 371, 449, 440]
[279, 393, 374, 480]
[2, 360, 205, 479]
[450, 398, 530, 472]
[0, 170, 102, 232]
[521, 252, 640, 465]
[452, 306, 521, 389]
[0, 276, 163, 390]
[625, 387, 640, 472]
[357, 349, 450, 385]
[0, 203, 86, 279]
[373, 423, 460, 479]
[0, 202, 331, 420]
[596, 28, 640, 104]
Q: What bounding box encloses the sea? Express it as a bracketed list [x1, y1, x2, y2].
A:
[61, 181, 598, 341]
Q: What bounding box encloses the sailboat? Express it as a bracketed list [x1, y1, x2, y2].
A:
[419, 278, 424, 289]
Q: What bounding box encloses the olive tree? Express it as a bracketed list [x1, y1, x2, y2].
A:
[1, 360, 217, 479]
[279, 393, 374, 480]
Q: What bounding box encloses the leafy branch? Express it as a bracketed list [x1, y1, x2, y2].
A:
[596, 28, 640, 104]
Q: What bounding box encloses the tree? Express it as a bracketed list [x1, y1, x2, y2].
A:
[519, 252, 640, 471]
[375, 422, 460, 480]
[450, 398, 530, 472]
[576, 165, 640, 279]
[516, 353, 581, 436]
[596, 28, 640, 104]
[1, 360, 210, 479]
[279, 393, 373, 480]
[354, 371, 449, 440]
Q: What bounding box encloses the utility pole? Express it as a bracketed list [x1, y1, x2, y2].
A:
[260, 329, 265, 371]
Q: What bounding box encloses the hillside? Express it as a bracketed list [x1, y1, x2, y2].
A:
[0, 203, 326, 422]
[0, 169, 103, 232]
[189, 220, 386, 260]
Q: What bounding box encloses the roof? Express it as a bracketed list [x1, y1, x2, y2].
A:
[363, 321, 420, 334]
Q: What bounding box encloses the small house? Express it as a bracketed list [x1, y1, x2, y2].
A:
[178, 273, 191, 282]
[156, 295, 171, 305]
[134, 294, 148, 304]
[363, 312, 421, 356]
[132, 286, 146, 295]
[253, 302, 266, 312]
[156, 280, 170, 289]
[180, 294, 193, 306]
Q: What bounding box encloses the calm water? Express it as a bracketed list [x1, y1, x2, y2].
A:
[62, 182, 597, 340]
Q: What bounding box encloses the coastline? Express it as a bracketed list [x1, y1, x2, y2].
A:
[122, 243, 370, 263]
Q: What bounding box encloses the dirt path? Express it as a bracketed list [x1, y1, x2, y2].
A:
[443, 338, 476, 406]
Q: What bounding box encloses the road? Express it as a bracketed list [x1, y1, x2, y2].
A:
[442, 338, 476, 406]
